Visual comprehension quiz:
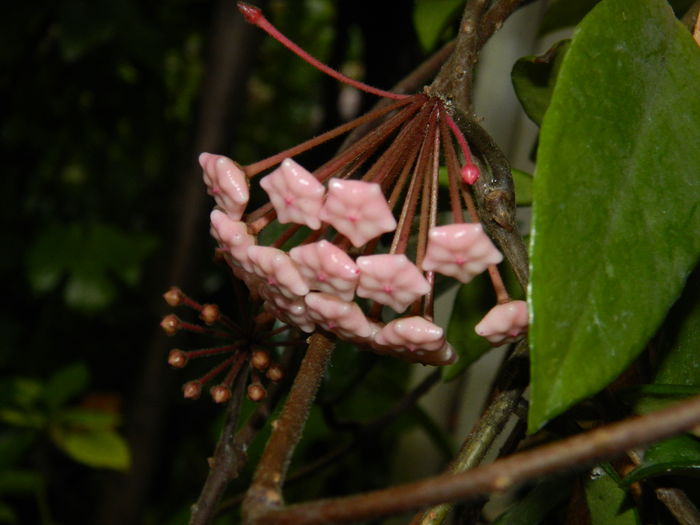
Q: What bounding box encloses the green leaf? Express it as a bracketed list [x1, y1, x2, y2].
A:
[652, 266, 700, 387]
[626, 270, 700, 482]
[540, 0, 695, 35]
[528, 0, 700, 431]
[44, 362, 89, 410]
[26, 224, 81, 293]
[51, 426, 130, 471]
[511, 40, 570, 126]
[0, 378, 42, 409]
[0, 470, 41, 494]
[27, 222, 156, 313]
[623, 435, 700, 484]
[512, 169, 534, 207]
[493, 477, 573, 524]
[539, 0, 601, 35]
[413, 0, 464, 51]
[585, 465, 641, 525]
[55, 407, 120, 430]
[0, 502, 17, 524]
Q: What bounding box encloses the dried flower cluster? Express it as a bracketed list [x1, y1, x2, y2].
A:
[160, 286, 295, 403]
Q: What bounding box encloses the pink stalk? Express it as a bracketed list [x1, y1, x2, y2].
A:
[443, 111, 480, 184]
[238, 2, 409, 100]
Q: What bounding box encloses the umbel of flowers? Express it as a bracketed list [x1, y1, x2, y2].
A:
[197, 3, 528, 367]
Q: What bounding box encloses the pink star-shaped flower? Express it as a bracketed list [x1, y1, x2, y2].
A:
[260, 158, 325, 229]
[209, 209, 256, 271]
[289, 240, 360, 301]
[247, 246, 309, 299]
[474, 300, 528, 346]
[199, 153, 249, 220]
[304, 292, 373, 340]
[370, 317, 456, 365]
[319, 179, 397, 247]
[372, 316, 446, 352]
[260, 285, 315, 333]
[355, 254, 430, 313]
[421, 223, 503, 283]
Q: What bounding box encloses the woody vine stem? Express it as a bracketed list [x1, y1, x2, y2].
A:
[181, 1, 700, 524]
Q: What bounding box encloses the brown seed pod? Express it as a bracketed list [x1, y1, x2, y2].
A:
[266, 365, 283, 382]
[163, 286, 184, 307]
[251, 350, 271, 371]
[247, 383, 267, 402]
[182, 381, 202, 400]
[168, 349, 188, 368]
[160, 314, 181, 335]
[210, 385, 232, 404]
[200, 304, 220, 325]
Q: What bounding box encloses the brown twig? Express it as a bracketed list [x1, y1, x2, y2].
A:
[413, 340, 529, 525]
[249, 394, 700, 525]
[655, 487, 700, 525]
[189, 367, 250, 525]
[243, 332, 336, 521]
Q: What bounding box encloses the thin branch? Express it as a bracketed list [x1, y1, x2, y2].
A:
[655, 487, 700, 525]
[250, 394, 700, 525]
[189, 367, 250, 525]
[243, 332, 335, 521]
[429, 0, 489, 112]
[413, 340, 528, 525]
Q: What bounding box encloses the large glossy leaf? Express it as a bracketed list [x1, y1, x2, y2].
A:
[528, 0, 700, 431]
[540, 0, 696, 35]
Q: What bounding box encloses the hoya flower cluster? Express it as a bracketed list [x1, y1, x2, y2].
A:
[194, 3, 529, 367]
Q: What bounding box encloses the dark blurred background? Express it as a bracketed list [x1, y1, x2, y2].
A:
[1, 0, 425, 523]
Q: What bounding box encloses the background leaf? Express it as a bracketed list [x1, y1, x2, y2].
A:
[585, 465, 641, 525]
[623, 435, 700, 484]
[413, 0, 464, 51]
[539, 0, 696, 35]
[43, 362, 89, 410]
[528, 0, 700, 431]
[493, 477, 572, 524]
[51, 427, 130, 471]
[511, 40, 570, 126]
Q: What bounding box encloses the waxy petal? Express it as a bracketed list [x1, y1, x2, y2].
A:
[319, 179, 397, 247]
[199, 153, 249, 220]
[475, 300, 528, 346]
[289, 240, 360, 301]
[372, 316, 446, 351]
[356, 254, 430, 313]
[370, 316, 456, 366]
[260, 158, 325, 229]
[421, 223, 502, 283]
[209, 209, 256, 271]
[247, 246, 309, 299]
[260, 285, 315, 332]
[304, 292, 372, 340]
